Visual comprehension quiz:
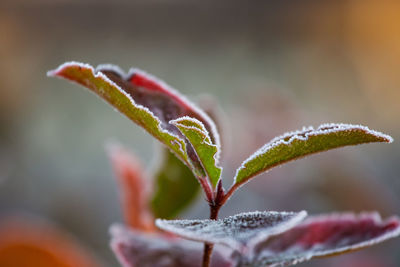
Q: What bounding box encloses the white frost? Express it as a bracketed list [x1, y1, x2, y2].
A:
[156, 210, 307, 252]
[121, 67, 222, 160]
[234, 123, 393, 183]
[110, 224, 234, 267]
[48, 61, 188, 158]
[247, 212, 400, 267]
[170, 116, 223, 185]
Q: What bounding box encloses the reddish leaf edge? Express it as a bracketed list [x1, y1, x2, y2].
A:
[48, 61, 221, 197]
[109, 224, 235, 267]
[47, 61, 221, 157]
[298, 212, 400, 258]
[47, 62, 187, 161]
[155, 211, 307, 251]
[246, 212, 400, 267]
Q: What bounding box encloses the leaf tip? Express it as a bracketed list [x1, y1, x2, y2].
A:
[298, 210, 308, 220]
[382, 215, 400, 233]
[46, 69, 57, 77]
[319, 123, 393, 143]
[383, 134, 394, 143]
[154, 218, 173, 232]
[154, 218, 163, 228]
[47, 61, 89, 77]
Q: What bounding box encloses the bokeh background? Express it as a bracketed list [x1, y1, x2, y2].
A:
[1, 0, 399, 266]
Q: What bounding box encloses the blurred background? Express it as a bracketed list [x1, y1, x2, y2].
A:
[0, 0, 399, 266]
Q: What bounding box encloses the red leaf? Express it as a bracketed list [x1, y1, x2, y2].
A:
[110, 225, 234, 267]
[97, 65, 221, 166]
[107, 143, 155, 232]
[247, 213, 400, 266]
[49, 62, 221, 195]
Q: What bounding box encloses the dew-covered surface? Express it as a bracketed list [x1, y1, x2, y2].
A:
[234, 123, 392, 186]
[3, 3, 400, 266]
[110, 224, 234, 267]
[156, 211, 307, 251]
[48, 62, 189, 166]
[98, 65, 221, 175]
[241, 213, 400, 267]
[171, 116, 222, 187]
[98, 67, 220, 150]
[48, 62, 221, 185]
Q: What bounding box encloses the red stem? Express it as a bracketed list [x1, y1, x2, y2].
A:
[201, 180, 239, 267]
[202, 203, 221, 267]
[219, 183, 240, 206]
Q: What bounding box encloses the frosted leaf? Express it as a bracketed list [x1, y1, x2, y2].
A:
[171, 116, 222, 187]
[110, 224, 234, 267]
[195, 94, 226, 151]
[156, 211, 307, 252]
[243, 212, 400, 267]
[234, 123, 392, 187]
[151, 99, 223, 218]
[48, 62, 220, 183]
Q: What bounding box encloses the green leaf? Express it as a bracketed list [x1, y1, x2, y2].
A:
[48, 62, 221, 184]
[234, 123, 393, 187]
[171, 116, 222, 187]
[48, 62, 188, 164]
[151, 149, 200, 219]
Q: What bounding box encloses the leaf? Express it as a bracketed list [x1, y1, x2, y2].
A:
[234, 123, 393, 187]
[150, 98, 224, 218]
[48, 62, 220, 183]
[155, 211, 307, 251]
[244, 212, 400, 267]
[195, 94, 226, 153]
[0, 217, 100, 267]
[110, 224, 235, 267]
[151, 148, 200, 219]
[107, 143, 155, 231]
[171, 116, 222, 187]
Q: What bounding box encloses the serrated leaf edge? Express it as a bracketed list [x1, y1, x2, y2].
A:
[300, 212, 400, 258]
[48, 61, 189, 163]
[96, 63, 222, 160]
[234, 123, 393, 184]
[248, 212, 400, 267]
[155, 210, 307, 251]
[170, 116, 223, 187]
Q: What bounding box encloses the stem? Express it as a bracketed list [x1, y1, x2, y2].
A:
[202, 203, 221, 267]
[219, 182, 240, 207]
[202, 180, 239, 267]
[202, 243, 214, 267]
